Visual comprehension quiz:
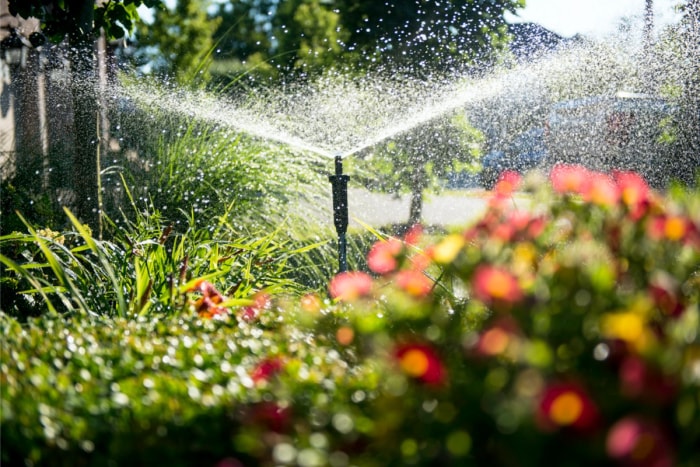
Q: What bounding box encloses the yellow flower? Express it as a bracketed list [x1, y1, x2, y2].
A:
[430, 234, 465, 264]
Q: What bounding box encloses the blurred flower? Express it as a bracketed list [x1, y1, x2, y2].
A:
[606, 416, 674, 467]
[239, 292, 270, 321]
[395, 342, 446, 385]
[619, 355, 677, 405]
[494, 170, 522, 196]
[367, 238, 403, 274]
[647, 214, 697, 244]
[329, 272, 373, 301]
[584, 172, 620, 207]
[600, 311, 654, 353]
[395, 270, 432, 298]
[537, 382, 599, 432]
[474, 317, 521, 357]
[403, 224, 424, 246]
[249, 401, 291, 433]
[336, 326, 355, 345]
[550, 164, 591, 194]
[648, 272, 685, 318]
[472, 265, 523, 307]
[187, 279, 229, 319]
[300, 293, 323, 314]
[251, 356, 285, 384]
[428, 234, 465, 264]
[613, 171, 652, 219]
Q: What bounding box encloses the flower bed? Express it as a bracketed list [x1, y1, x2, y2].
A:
[2, 165, 699, 466]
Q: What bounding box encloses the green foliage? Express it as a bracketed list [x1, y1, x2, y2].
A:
[0, 203, 321, 319]
[9, 0, 160, 42]
[134, 0, 222, 86]
[4, 167, 699, 466]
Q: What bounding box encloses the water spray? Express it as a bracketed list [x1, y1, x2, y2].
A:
[329, 155, 350, 273]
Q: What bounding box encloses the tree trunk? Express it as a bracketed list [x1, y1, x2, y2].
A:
[68, 0, 99, 231]
[408, 187, 423, 226]
[407, 163, 426, 226]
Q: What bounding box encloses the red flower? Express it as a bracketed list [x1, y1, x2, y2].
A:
[329, 272, 373, 301]
[647, 214, 697, 244]
[395, 270, 433, 298]
[395, 342, 446, 385]
[619, 356, 677, 405]
[606, 416, 674, 467]
[249, 401, 291, 433]
[472, 265, 524, 307]
[367, 238, 402, 274]
[537, 382, 599, 432]
[613, 171, 652, 219]
[251, 356, 285, 384]
[239, 292, 270, 321]
[649, 272, 685, 318]
[550, 164, 591, 194]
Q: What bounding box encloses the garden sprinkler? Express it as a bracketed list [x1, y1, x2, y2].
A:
[329, 154, 350, 273]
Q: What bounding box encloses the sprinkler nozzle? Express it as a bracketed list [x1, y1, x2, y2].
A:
[329, 155, 350, 273]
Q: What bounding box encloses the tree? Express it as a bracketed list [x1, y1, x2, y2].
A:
[358, 114, 484, 226]
[9, 0, 160, 231]
[134, 0, 222, 86]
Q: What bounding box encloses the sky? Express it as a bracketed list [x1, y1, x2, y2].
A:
[504, 0, 683, 38]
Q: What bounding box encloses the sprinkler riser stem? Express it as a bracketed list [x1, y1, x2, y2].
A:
[329, 155, 349, 273]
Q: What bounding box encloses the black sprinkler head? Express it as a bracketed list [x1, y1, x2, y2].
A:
[329, 155, 350, 273]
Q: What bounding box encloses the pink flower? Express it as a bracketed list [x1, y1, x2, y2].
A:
[395, 342, 446, 385]
[395, 270, 433, 298]
[329, 272, 373, 301]
[472, 265, 524, 307]
[537, 381, 599, 432]
[584, 172, 620, 207]
[494, 170, 522, 196]
[550, 164, 591, 194]
[367, 238, 402, 274]
[239, 292, 270, 321]
[403, 224, 424, 246]
[606, 416, 674, 467]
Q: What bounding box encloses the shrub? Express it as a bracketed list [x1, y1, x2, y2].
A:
[2, 165, 699, 466]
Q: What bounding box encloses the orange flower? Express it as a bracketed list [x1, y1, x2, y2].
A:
[537, 382, 599, 432]
[647, 214, 694, 243]
[187, 279, 229, 318]
[367, 238, 402, 274]
[606, 417, 674, 467]
[475, 317, 520, 357]
[472, 265, 523, 306]
[329, 271, 373, 301]
[395, 343, 446, 385]
[300, 293, 322, 313]
[550, 163, 591, 194]
[395, 270, 433, 298]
